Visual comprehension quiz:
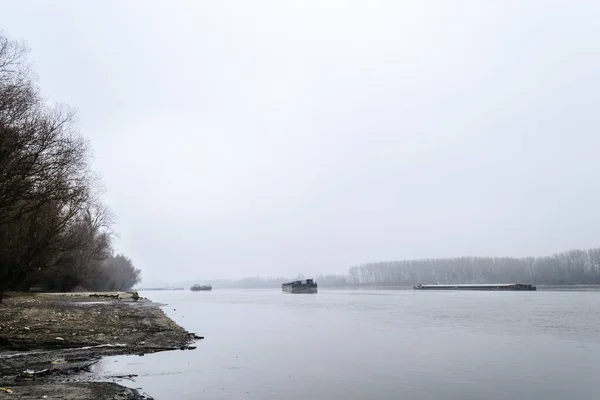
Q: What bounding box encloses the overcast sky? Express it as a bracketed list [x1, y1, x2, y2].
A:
[2, 0, 600, 283]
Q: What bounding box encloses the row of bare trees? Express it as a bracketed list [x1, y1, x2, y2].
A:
[347, 248, 600, 286]
[0, 33, 140, 299]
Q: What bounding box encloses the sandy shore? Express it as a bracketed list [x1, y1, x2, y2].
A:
[0, 292, 201, 399]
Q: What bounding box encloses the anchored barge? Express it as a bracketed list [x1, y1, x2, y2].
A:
[190, 284, 212, 291]
[413, 283, 536, 291]
[282, 279, 318, 294]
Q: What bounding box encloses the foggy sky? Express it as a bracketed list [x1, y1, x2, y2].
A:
[2, 0, 600, 283]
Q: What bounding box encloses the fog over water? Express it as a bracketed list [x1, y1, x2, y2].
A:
[4, 2, 600, 399]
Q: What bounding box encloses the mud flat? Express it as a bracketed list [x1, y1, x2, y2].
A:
[0, 292, 201, 399]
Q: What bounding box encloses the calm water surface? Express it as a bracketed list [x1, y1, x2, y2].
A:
[94, 289, 600, 399]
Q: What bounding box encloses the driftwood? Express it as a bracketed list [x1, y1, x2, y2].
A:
[108, 373, 138, 380]
[17, 359, 100, 380]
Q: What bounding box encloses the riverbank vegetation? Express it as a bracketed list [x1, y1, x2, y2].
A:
[345, 247, 600, 286]
[0, 33, 140, 298]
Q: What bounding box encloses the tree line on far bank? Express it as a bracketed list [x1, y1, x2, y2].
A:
[191, 247, 600, 289]
[345, 247, 600, 286]
[0, 33, 140, 299]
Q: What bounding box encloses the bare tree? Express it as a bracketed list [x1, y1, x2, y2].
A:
[0, 32, 138, 299]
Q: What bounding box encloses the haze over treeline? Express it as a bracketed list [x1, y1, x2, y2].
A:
[0, 34, 139, 297]
[172, 247, 600, 289]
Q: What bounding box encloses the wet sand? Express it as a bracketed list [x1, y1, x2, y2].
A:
[0, 292, 201, 399]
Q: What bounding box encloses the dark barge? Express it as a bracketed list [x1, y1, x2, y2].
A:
[413, 283, 536, 291]
[282, 279, 318, 294]
[190, 284, 212, 291]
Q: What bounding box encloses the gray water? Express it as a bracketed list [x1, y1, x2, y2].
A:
[94, 289, 600, 399]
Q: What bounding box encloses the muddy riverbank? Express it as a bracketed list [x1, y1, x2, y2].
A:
[0, 292, 201, 399]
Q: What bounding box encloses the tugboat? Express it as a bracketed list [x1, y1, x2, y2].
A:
[282, 278, 318, 294]
[190, 284, 212, 291]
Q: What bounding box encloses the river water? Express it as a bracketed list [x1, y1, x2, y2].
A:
[94, 289, 600, 399]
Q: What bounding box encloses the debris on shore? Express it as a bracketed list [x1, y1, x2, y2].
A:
[0, 292, 201, 399]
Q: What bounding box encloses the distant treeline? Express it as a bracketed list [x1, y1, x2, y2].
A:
[192, 247, 600, 289]
[346, 247, 600, 286]
[0, 33, 140, 298]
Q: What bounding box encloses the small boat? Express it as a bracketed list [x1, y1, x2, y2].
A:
[282, 279, 318, 294]
[413, 283, 536, 291]
[190, 284, 212, 291]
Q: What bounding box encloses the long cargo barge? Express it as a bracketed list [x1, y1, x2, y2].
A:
[413, 283, 536, 291]
[282, 279, 318, 294]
